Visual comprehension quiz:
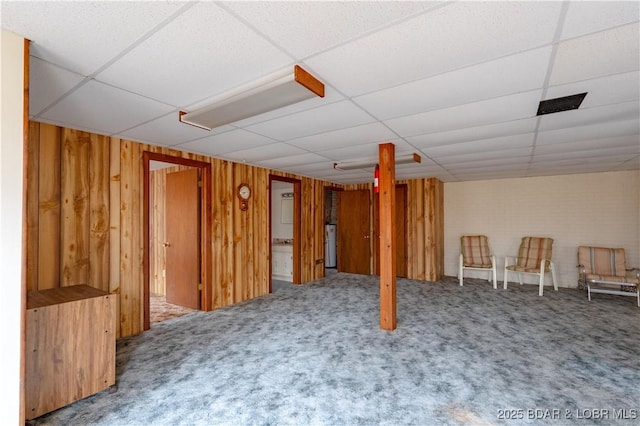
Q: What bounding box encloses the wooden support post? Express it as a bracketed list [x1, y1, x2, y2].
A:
[379, 143, 397, 330]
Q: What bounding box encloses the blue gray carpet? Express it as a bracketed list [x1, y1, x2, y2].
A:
[33, 274, 639, 425]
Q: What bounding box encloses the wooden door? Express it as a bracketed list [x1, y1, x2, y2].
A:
[337, 189, 371, 274]
[374, 185, 407, 277]
[165, 168, 200, 309]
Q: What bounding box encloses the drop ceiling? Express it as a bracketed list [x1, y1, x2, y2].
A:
[2, 1, 638, 184]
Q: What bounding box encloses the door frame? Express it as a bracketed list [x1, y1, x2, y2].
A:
[268, 175, 302, 291]
[143, 152, 212, 330]
[323, 186, 343, 273]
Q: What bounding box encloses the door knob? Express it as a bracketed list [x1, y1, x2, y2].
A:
[163, 242, 171, 247]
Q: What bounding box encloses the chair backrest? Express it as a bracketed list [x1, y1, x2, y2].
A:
[578, 246, 626, 277]
[460, 235, 492, 267]
[517, 237, 554, 271]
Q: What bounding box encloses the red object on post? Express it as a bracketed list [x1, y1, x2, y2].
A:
[374, 164, 380, 193]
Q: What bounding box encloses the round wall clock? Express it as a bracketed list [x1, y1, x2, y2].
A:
[237, 183, 251, 211]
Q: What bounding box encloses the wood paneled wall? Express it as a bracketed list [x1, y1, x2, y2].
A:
[26, 122, 333, 338]
[26, 124, 110, 292]
[343, 178, 444, 281]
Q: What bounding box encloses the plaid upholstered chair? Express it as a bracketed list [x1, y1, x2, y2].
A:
[459, 235, 497, 289]
[504, 236, 558, 296]
[577, 246, 640, 307]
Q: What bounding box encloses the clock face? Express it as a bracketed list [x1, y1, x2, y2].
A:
[238, 184, 251, 200]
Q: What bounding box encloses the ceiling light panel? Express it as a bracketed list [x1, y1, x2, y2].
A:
[96, 2, 292, 106]
[355, 46, 551, 121]
[306, 2, 561, 97]
[550, 23, 640, 86]
[179, 66, 325, 131]
[41, 80, 174, 136]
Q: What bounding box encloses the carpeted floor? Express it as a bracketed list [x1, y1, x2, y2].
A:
[33, 274, 639, 425]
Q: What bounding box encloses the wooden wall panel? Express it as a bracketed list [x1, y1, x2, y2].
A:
[38, 124, 61, 290]
[89, 134, 110, 292]
[109, 138, 121, 337]
[26, 122, 40, 291]
[61, 128, 90, 286]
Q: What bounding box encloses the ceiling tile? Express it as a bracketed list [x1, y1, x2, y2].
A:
[422, 134, 535, 158]
[222, 1, 440, 58]
[259, 153, 332, 169]
[355, 47, 552, 120]
[536, 119, 639, 146]
[307, 1, 561, 96]
[550, 23, 640, 86]
[220, 142, 307, 164]
[318, 140, 414, 162]
[561, 1, 639, 40]
[245, 100, 375, 141]
[116, 112, 220, 147]
[287, 122, 398, 151]
[40, 80, 174, 136]
[545, 71, 639, 109]
[175, 129, 277, 157]
[385, 90, 542, 137]
[538, 101, 640, 132]
[534, 135, 639, 155]
[407, 118, 538, 149]
[29, 57, 85, 116]
[1, 1, 187, 76]
[431, 148, 534, 165]
[96, 2, 292, 106]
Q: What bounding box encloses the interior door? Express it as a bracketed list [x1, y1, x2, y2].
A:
[165, 168, 200, 309]
[373, 185, 407, 277]
[337, 189, 371, 274]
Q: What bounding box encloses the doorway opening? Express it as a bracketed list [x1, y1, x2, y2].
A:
[324, 187, 342, 277]
[143, 152, 212, 331]
[268, 175, 302, 293]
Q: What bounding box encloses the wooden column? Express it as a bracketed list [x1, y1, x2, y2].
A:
[379, 143, 396, 330]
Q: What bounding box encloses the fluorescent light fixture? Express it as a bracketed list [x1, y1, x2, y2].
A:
[179, 65, 324, 131]
[334, 153, 421, 171]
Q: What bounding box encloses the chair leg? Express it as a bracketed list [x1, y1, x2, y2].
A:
[538, 271, 545, 296]
[459, 255, 463, 287]
[518, 273, 523, 285]
[550, 262, 558, 291]
[492, 267, 497, 290]
[588, 285, 591, 301]
[503, 267, 508, 290]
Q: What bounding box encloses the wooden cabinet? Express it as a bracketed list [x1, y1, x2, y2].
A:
[272, 245, 293, 282]
[25, 285, 116, 420]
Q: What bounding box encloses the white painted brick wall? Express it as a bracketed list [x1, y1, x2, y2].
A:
[444, 170, 640, 288]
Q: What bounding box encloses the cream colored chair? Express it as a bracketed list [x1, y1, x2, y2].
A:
[504, 236, 557, 296]
[578, 246, 639, 307]
[459, 235, 497, 289]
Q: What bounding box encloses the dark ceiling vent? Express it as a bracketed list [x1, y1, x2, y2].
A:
[537, 92, 587, 116]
